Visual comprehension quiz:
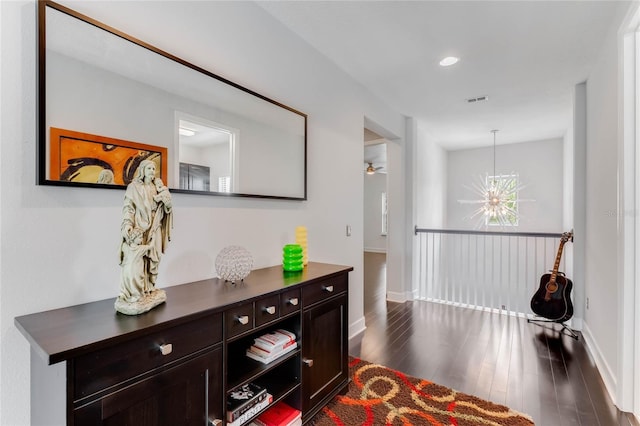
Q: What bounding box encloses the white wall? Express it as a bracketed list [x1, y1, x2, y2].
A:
[414, 122, 447, 229]
[411, 121, 447, 299]
[581, 1, 627, 404]
[0, 1, 406, 424]
[446, 138, 564, 232]
[618, 3, 640, 415]
[384, 137, 407, 302]
[569, 83, 585, 331]
[363, 172, 387, 252]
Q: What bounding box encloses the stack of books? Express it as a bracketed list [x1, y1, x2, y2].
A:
[246, 329, 297, 364]
[249, 401, 302, 426]
[227, 383, 272, 426]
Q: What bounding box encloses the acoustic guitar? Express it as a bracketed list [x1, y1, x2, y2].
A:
[530, 231, 574, 322]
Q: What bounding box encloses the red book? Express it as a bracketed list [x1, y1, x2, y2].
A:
[254, 401, 301, 426]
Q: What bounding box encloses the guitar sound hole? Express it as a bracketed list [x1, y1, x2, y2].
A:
[545, 282, 558, 293]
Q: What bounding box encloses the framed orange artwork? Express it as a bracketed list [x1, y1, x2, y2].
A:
[49, 128, 168, 187]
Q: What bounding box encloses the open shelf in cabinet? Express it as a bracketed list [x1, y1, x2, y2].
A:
[227, 314, 301, 389]
[225, 360, 302, 424]
[228, 347, 301, 391]
[246, 355, 301, 400]
[226, 311, 302, 425]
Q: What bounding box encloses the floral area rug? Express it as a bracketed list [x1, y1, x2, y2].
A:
[309, 357, 534, 426]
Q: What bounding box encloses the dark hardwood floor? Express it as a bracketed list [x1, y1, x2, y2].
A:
[350, 252, 639, 426]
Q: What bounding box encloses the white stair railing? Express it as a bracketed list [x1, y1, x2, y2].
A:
[414, 228, 565, 316]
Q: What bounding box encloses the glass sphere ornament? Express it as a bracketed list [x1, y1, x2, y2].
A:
[215, 246, 254, 283]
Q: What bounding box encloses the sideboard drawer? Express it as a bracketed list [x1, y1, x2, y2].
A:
[255, 294, 280, 327]
[225, 302, 254, 338]
[302, 275, 348, 307]
[73, 312, 222, 401]
[280, 288, 301, 316]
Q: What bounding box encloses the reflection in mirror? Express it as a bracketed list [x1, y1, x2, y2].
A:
[177, 115, 237, 193]
[40, 1, 307, 199]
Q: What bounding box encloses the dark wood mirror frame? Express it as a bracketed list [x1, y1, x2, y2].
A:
[38, 0, 307, 200]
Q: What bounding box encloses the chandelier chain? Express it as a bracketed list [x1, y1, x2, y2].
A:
[491, 129, 498, 179]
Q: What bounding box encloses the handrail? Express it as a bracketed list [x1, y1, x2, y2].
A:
[413, 227, 568, 315]
[414, 226, 563, 239]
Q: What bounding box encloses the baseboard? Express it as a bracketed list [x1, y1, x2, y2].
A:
[408, 288, 419, 301]
[364, 247, 386, 254]
[581, 322, 618, 405]
[348, 316, 366, 340]
[570, 317, 583, 331]
[386, 291, 407, 303]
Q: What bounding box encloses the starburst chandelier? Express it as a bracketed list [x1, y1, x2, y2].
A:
[458, 130, 531, 228]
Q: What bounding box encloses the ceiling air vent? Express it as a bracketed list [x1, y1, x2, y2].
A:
[466, 95, 489, 103]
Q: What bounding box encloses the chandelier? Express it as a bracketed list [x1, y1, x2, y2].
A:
[458, 130, 530, 228]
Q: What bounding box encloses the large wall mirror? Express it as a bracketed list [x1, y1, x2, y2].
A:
[39, 1, 307, 200]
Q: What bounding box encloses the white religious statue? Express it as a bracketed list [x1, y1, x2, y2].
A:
[115, 159, 173, 315]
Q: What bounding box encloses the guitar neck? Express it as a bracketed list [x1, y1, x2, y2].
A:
[549, 242, 566, 282]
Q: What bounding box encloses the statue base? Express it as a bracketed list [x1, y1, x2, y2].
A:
[115, 289, 167, 315]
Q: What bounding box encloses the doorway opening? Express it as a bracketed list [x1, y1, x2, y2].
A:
[175, 112, 238, 193]
[363, 128, 388, 316]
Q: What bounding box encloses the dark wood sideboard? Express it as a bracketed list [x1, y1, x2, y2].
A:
[15, 262, 353, 425]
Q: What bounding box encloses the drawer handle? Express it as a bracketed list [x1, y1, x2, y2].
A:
[237, 315, 249, 325]
[159, 343, 173, 356]
[303, 358, 314, 367]
[323, 285, 334, 293]
[288, 297, 299, 306]
[264, 306, 276, 315]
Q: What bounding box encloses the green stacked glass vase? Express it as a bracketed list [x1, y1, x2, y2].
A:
[282, 244, 304, 271]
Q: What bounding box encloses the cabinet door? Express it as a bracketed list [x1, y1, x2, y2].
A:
[302, 293, 348, 417]
[73, 348, 223, 426]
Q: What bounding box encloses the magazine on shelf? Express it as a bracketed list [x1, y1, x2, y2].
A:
[227, 383, 267, 421]
[246, 341, 297, 364]
[251, 401, 302, 426]
[227, 393, 273, 426]
[254, 329, 296, 350]
[248, 338, 297, 358]
[252, 337, 297, 355]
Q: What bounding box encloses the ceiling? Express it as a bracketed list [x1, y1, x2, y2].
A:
[363, 129, 387, 173]
[364, 142, 387, 174]
[179, 119, 231, 149]
[258, 1, 627, 151]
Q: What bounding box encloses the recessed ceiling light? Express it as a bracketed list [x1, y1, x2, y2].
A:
[439, 56, 459, 67]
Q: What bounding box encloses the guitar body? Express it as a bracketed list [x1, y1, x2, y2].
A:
[530, 273, 574, 322]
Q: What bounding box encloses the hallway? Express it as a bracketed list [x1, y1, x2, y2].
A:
[350, 252, 637, 426]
